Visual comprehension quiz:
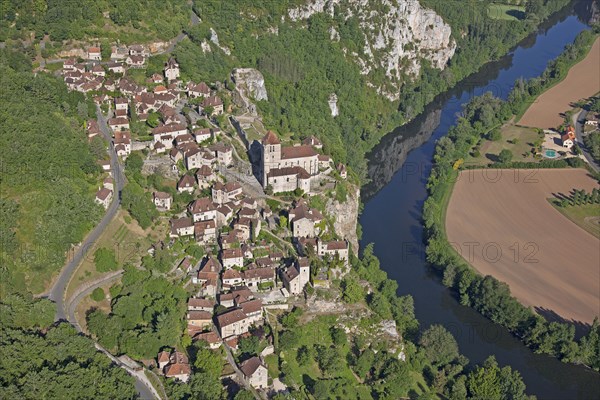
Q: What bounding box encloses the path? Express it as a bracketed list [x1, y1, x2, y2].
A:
[66, 270, 123, 331]
[573, 109, 600, 173]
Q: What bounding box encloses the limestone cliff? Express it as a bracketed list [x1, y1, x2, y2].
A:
[363, 107, 441, 200]
[231, 68, 268, 116]
[287, 0, 456, 100]
[326, 183, 360, 253]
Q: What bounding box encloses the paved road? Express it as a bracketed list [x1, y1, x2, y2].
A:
[573, 110, 600, 173]
[48, 107, 124, 320]
[64, 270, 163, 400]
[66, 271, 123, 330]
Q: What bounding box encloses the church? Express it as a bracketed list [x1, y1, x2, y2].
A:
[260, 131, 320, 194]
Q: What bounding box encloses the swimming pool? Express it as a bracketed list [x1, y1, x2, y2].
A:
[544, 149, 558, 158]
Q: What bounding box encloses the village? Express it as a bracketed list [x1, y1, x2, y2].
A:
[63, 43, 357, 396]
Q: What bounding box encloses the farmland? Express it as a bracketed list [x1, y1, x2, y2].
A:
[446, 168, 600, 323]
[518, 37, 600, 129]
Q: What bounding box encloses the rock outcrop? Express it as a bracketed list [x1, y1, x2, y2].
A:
[328, 93, 339, 117]
[232, 68, 268, 116]
[232, 68, 268, 101]
[287, 0, 456, 100]
[326, 183, 360, 253]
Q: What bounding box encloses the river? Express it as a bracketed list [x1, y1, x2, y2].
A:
[359, 2, 600, 399]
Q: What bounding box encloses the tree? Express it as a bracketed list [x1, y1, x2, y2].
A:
[91, 287, 105, 302]
[238, 335, 261, 357]
[419, 325, 459, 367]
[279, 215, 288, 229]
[234, 390, 255, 400]
[94, 247, 118, 272]
[488, 129, 502, 142]
[125, 152, 144, 173]
[341, 275, 364, 303]
[297, 345, 313, 366]
[498, 149, 513, 163]
[330, 327, 348, 346]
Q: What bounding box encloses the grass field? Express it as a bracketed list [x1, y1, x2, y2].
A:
[65, 210, 154, 300]
[446, 168, 600, 323]
[519, 37, 600, 129]
[551, 202, 600, 238]
[467, 124, 541, 166]
[487, 4, 526, 21]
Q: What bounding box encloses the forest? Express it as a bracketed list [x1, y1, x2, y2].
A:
[0, 0, 191, 42]
[0, 48, 104, 294]
[423, 27, 600, 371]
[0, 294, 137, 399]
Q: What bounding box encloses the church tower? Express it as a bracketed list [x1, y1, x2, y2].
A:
[261, 131, 281, 186]
[297, 257, 311, 289]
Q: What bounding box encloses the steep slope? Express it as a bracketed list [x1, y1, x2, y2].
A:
[288, 0, 456, 100]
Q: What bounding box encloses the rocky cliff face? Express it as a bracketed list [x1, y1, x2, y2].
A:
[288, 0, 456, 100]
[326, 184, 360, 253]
[231, 68, 268, 116]
[232, 68, 268, 101]
[363, 107, 441, 200]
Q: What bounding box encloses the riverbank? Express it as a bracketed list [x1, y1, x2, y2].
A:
[423, 27, 600, 371]
[518, 36, 600, 129]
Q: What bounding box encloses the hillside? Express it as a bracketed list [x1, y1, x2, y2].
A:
[0, 0, 191, 43]
[0, 50, 103, 294]
[171, 0, 570, 179]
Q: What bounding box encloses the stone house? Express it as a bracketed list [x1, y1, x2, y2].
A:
[240, 357, 268, 389]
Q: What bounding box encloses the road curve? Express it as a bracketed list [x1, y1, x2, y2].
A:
[573, 109, 600, 173]
[48, 107, 125, 320]
[64, 271, 163, 400]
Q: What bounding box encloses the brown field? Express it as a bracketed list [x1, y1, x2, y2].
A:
[446, 168, 600, 323]
[518, 37, 600, 129]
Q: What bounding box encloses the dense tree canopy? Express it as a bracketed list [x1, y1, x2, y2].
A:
[0, 55, 102, 294]
[0, 294, 137, 399]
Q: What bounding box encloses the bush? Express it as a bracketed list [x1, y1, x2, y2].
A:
[90, 288, 105, 302]
[94, 248, 118, 272]
[498, 149, 513, 163]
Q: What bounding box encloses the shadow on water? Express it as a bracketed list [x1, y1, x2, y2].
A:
[360, 1, 600, 399]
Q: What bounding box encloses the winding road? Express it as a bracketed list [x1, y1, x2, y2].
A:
[46, 107, 161, 399]
[48, 106, 125, 320]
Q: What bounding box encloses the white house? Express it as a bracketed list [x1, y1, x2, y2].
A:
[240, 357, 268, 389]
[164, 57, 180, 82]
[153, 191, 172, 211]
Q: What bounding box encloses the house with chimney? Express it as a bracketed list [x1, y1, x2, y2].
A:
[95, 187, 113, 209]
[317, 239, 349, 266]
[87, 46, 101, 61]
[212, 182, 243, 205]
[221, 248, 244, 269]
[157, 351, 191, 383]
[288, 199, 324, 238]
[187, 82, 211, 98]
[177, 175, 195, 193]
[188, 198, 217, 222]
[200, 95, 224, 116]
[194, 220, 217, 244]
[170, 217, 194, 238]
[561, 126, 576, 149]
